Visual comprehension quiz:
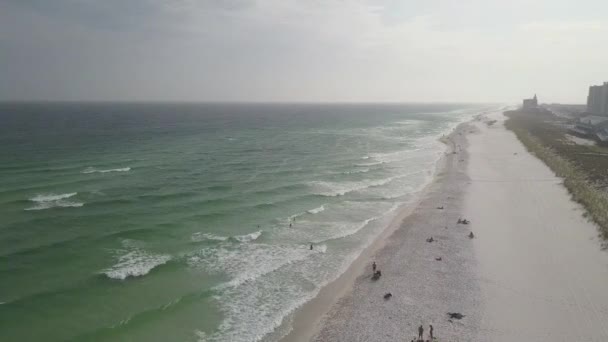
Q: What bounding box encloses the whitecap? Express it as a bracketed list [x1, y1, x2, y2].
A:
[232, 231, 262, 243]
[102, 242, 171, 280]
[306, 205, 325, 214]
[26, 192, 83, 210]
[192, 233, 230, 242]
[82, 167, 131, 174]
[30, 192, 77, 202]
[313, 244, 327, 253]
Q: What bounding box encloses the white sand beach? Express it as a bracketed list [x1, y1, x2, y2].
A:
[286, 111, 608, 342]
[469, 112, 608, 341]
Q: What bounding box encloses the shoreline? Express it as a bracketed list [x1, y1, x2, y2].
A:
[287, 109, 608, 342]
[281, 119, 478, 341]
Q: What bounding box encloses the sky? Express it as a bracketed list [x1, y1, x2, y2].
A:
[1, 0, 607, 103]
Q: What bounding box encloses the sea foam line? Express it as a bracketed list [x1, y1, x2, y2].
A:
[82, 167, 131, 174]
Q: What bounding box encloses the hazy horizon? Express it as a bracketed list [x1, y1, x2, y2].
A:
[1, 0, 606, 104]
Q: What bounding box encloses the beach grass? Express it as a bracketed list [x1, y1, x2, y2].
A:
[504, 110, 608, 240]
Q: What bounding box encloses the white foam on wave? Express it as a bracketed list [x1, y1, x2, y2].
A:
[26, 192, 83, 210]
[193, 242, 320, 342]
[287, 204, 326, 222]
[313, 244, 328, 253]
[82, 167, 131, 174]
[342, 167, 371, 175]
[309, 175, 402, 197]
[102, 240, 171, 280]
[354, 161, 384, 167]
[191, 231, 263, 243]
[195, 212, 393, 342]
[31, 193, 77, 202]
[190, 243, 311, 289]
[190, 232, 229, 242]
[233, 231, 262, 243]
[307, 205, 325, 214]
[191, 233, 230, 242]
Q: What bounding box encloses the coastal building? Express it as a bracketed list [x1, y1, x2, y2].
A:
[522, 94, 538, 110]
[586, 82, 608, 115]
[572, 82, 608, 143]
[569, 115, 608, 144]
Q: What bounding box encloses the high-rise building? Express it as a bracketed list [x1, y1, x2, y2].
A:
[587, 82, 608, 116]
[522, 94, 538, 110]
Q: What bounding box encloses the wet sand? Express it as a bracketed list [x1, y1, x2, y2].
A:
[288, 111, 608, 342]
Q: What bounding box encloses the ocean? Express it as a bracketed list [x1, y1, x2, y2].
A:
[0, 102, 495, 341]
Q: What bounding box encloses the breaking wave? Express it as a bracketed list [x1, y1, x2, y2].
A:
[26, 192, 83, 210]
[233, 231, 262, 243]
[191, 231, 262, 243]
[102, 241, 172, 280]
[307, 205, 325, 214]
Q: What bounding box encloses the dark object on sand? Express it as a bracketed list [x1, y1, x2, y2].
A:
[372, 270, 382, 280]
[436, 206, 444, 210]
[426, 237, 434, 243]
[435, 257, 442, 261]
[468, 232, 475, 239]
[383, 292, 392, 299]
[372, 261, 377, 272]
[310, 244, 313, 250]
[457, 218, 470, 225]
[447, 312, 465, 320]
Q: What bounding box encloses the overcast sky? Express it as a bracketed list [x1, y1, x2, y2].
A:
[1, 0, 606, 103]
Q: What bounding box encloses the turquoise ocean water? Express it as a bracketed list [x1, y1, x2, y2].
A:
[0, 103, 494, 341]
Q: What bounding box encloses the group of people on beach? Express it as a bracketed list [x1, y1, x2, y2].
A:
[412, 324, 434, 341]
[366, 211, 478, 341]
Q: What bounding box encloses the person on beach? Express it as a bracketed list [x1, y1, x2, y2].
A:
[372, 261, 377, 273]
[429, 324, 433, 340]
[418, 325, 424, 340]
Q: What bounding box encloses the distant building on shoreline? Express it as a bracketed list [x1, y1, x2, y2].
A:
[522, 94, 538, 110]
[587, 82, 608, 116]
